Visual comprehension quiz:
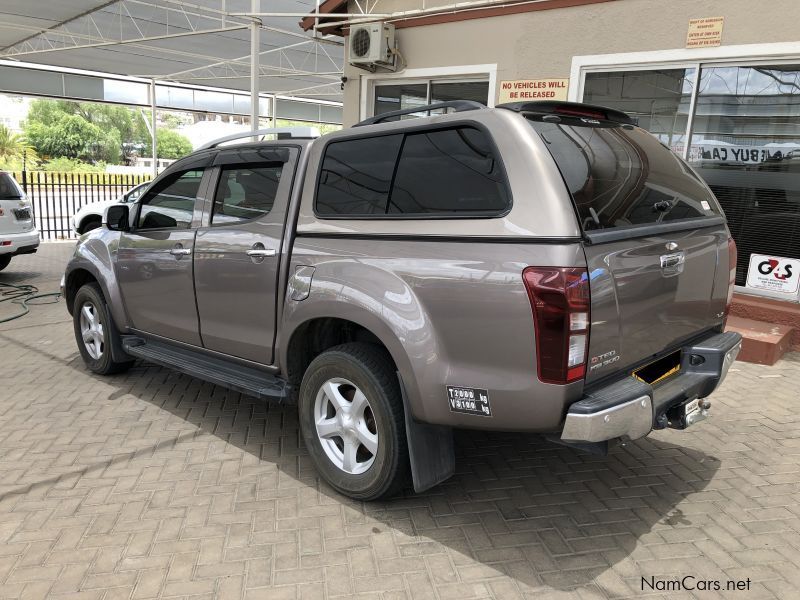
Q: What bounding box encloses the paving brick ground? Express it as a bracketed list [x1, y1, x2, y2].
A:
[0, 242, 799, 600]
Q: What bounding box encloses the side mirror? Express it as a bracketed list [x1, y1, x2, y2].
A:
[105, 204, 130, 232]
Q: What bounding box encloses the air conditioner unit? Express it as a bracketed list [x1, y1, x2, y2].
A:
[348, 22, 396, 72]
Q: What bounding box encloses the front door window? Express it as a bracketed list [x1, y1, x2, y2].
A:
[137, 169, 205, 230]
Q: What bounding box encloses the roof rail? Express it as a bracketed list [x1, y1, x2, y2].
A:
[497, 101, 637, 126]
[199, 127, 321, 150]
[353, 100, 486, 127]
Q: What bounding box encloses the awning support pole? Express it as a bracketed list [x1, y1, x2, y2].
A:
[150, 79, 157, 178]
[250, 0, 261, 132]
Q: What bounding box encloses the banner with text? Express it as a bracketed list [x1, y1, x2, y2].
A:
[498, 78, 569, 103]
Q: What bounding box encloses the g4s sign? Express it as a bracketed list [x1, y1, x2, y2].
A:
[746, 253, 800, 295]
[758, 259, 792, 279]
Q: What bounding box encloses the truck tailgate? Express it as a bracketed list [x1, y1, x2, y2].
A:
[583, 222, 730, 382]
[527, 113, 733, 383]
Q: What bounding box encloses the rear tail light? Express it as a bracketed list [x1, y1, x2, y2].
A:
[723, 237, 737, 326]
[523, 267, 590, 384]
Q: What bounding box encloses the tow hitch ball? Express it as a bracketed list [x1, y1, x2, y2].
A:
[658, 399, 711, 430]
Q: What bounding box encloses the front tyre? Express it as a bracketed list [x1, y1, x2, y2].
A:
[72, 283, 134, 375]
[81, 218, 101, 234]
[0, 255, 11, 272]
[299, 343, 409, 501]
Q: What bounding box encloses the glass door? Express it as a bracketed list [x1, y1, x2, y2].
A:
[580, 61, 800, 298]
[687, 64, 800, 288]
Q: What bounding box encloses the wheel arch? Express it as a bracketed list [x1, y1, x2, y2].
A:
[64, 237, 128, 330]
[283, 314, 412, 404]
[283, 312, 454, 494]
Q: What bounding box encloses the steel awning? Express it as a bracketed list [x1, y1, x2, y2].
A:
[0, 0, 344, 101]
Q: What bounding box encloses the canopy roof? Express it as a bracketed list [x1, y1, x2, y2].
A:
[0, 0, 344, 101]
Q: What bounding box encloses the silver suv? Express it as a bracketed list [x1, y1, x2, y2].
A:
[0, 171, 39, 271]
[64, 101, 742, 500]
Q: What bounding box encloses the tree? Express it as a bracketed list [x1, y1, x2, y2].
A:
[0, 125, 26, 161]
[140, 129, 193, 160]
[25, 114, 119, 163]
[24, 99, 135, 164]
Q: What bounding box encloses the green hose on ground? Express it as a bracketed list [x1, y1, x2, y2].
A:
[0, 283, 62, 323]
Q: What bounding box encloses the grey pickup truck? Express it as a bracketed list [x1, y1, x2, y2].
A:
[63, 101, 742, 500]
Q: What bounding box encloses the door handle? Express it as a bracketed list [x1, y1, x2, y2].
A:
[170, 246, 192, 257]
[660, 252, 685, 269]
[246, 243, 276, 258]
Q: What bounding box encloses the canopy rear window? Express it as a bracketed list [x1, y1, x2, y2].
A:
[528, 118, 722, 231]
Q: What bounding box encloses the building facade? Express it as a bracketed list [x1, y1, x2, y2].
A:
[304, 0, 800, 349]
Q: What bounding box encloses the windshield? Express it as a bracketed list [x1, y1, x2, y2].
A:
[528, 118, 722, 231]
[0, 173, 22, 199]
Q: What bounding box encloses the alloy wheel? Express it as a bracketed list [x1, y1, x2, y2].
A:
[79, 302, 104, 360]
[313, 377, 378, 475]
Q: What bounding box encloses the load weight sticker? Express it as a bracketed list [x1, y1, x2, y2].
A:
[446, 386, 492, 416]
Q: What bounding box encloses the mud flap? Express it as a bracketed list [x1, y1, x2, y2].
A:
[398, 374, 455, 493]
[106, 302, 134, 364]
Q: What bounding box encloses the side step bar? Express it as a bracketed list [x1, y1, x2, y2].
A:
[122, 336, 291, 402]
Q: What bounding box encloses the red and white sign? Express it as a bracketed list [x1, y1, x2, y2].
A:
[498, 79, 569, 103]
[686, 17, 724, 48]
[746, 254, 800, 296]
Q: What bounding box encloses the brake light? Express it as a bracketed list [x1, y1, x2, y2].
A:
[723, 238, 737, 326]
[523, 267, 590, 384]
[554, 107, 607, 120]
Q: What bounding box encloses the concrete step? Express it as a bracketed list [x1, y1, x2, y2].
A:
[725, 315, 794, 365]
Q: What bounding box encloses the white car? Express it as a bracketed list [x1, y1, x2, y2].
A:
[0, 171, 39, 272]
[72, 181, 150, 235]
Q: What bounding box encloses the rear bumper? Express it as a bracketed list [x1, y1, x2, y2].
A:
[0, 229, 40, 256]
[561, 331, 742, 444]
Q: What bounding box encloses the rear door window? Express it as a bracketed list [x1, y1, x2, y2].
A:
[529, 119, 721, 231]
[315, 126, 510, 217]
[211, 164, 283, 224]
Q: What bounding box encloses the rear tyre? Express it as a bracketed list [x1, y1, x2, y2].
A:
[81, 218, 101, 234]
[299, 342, 409, 501]
[0, 255, 11, 272]
[72, 283, 134, 375]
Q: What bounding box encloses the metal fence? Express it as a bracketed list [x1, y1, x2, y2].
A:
[14, 171, 150, 240]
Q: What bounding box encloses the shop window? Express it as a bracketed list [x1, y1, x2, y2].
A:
[373, 78, 489, 120]
[583, 69, 696, 155]
[688, 65, 800, 286]
[583, 65, 800, 289]
[430, 80, 490, 107]
[374, 84, 428, 119]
